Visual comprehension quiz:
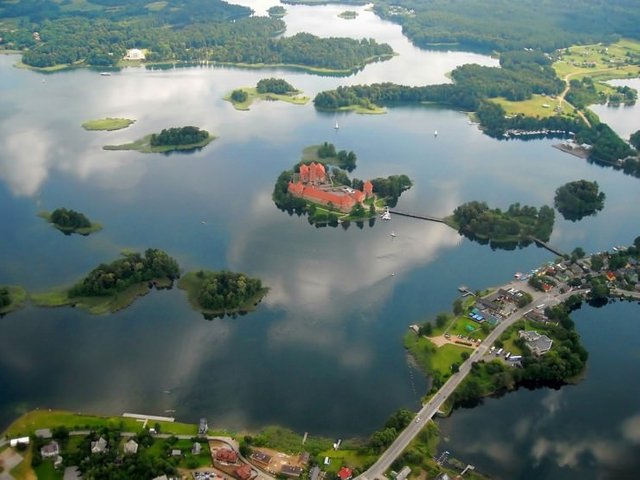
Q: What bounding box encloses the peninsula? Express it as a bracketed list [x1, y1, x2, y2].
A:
[226, 78, 309, 111]
[0, 286, 27, 316]
[273, 144, 412, 226]
[104, 126, 214, 153]
[31, 249, 180, 315]
[81, 117, 135, 131]
[178, 270, 268, 318]
[38, 208, 102, 236]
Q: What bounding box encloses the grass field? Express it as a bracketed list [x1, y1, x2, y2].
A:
[2, 410, 199, 438]
[553, 39, 640, 81]
[81, 117, 135, 131]
[224, 87, 309, 111]
[491, 94, 573, 118]
[103, 134, 215, 153]
[404, 333, 469, 378]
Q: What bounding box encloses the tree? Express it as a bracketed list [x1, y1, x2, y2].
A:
[231, 89, 248, 102]
[452, 298, 463, 316]
[451, 363, 460, 373]
[630, 130, 640, 150]
[419, 322, 433, 336]
[435, 313, 449, 328]
[571, 247, 586, 261]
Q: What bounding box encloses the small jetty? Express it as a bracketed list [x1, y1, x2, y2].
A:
[531, 237, 567, 258]
[457, 285, 475, 297]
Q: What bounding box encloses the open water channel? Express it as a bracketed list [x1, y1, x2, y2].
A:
[1, 3, 639, 478]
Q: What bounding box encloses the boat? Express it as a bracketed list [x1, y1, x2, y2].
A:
[434, 129, 438, 137]
[334, 121, 339, 130]
[99, 72, 112, 76]
[390, 231, 396, 238]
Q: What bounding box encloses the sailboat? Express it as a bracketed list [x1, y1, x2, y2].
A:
[434, 129, 438, 137]
[390, 231, 396, 238]
[334, 120, 339, 130]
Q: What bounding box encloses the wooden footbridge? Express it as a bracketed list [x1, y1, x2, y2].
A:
[388, 209, 446, 223]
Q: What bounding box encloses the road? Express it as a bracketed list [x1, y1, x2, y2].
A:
[359, 283, 562, 480]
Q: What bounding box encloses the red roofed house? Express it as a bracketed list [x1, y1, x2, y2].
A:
[235, 464, 253, 480]
[363, 180, 373, 198]
[299, 164, 310, 183]
[605, 271, 616, 282]
[337, 467, 353, 480]
[216, 448, 239, 464]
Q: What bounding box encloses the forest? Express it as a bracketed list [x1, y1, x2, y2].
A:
[191, 270, 266, 312]
[450, 201, 555, 245]
[256, 78, 297, 94]
[150, 127, 209, 147]
[0, 0, 392, 71]
[374, 0, 640, 53]
[554, 180, 606, 221]
[50, 208, 92, 229]
[68, 249, 180, 298]
[0, 287, 10, 308]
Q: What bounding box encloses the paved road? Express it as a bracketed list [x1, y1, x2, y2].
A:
[359, 283, 562, 480]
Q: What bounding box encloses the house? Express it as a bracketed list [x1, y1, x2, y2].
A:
[9, 437, 29, 447]
[299, 452, 310, 464]
[519, 330, 553, 355]
[91, 437, 108, 454]
[250, 451, 272, 466]
[41, 440, 60, 458]
[234, 464, 253, 480]
[124, 48, 145, 61]
[216, 448, 239, 464]
[337, 467, 353, 480]
[35, 428, 52, 439]
[192, 442, 202, 455]
[281, 465, 303, 478]
[310, 466, 321, 480]
[396, 466, 411, 480]
[124, 439, 139, 455]
[199, 418, 208, 435]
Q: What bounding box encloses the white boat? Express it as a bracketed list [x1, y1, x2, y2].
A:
[334, 121, 339, 130]
[99, 72, 112, 76]
[434, 129, 438, 137]
[390, 231, 396, 237]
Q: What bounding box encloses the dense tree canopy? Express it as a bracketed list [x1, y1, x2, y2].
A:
[50, 208, 92, 229]
[374, 0, 640, 53]
[0, 287, 9, 308]
[554, 180, 606, 221]
[69, 249, 180, 297]
[195, 270, 265, 311]
[256, 78, 296, 94]
[630, 130, 640, 150]
[150, 127, 209, 146]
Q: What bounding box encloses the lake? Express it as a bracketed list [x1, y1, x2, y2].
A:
[0, 3, 639, 478]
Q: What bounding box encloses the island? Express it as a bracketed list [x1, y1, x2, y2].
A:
[267, 6, 286, 18]
[178, 270, 268, 319]
[81, 117, 135, 131]
[445, 201, 555, 249]
[31, 249, 180, 315]
[554, 179, 606, 221]
[103, 126, 215, 153]
[338, 11, 358, 19]
[273, 144, 412, 227]
[0, 285, 27, 316]
[225, 78, 309, 111]
[38, 208, 102, 236]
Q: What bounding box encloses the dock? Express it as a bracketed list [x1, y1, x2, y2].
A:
[531, 237, 567, 258]
[122, 413, 175, 423]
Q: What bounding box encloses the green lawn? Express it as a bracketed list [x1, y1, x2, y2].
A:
[404, 333, 470, 378]
[33, 460, 63, 480]
[553, 38, 640, 81]
[491, 95, 573, 118]
[81, 117, 135, 131]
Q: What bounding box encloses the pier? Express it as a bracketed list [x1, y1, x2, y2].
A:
[531, 237, 567, 258]
[388, 210, 446, 224]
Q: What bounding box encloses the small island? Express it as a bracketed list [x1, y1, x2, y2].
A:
[178, 270, 268, 319]
[104, 126, 214, 153]
[267, 5, 286, 18]
[225, 78, 309, 111]
[273, 144, 412, 227]
[81, 117, 135, 131]
[445, 201, 555, 249]
[31, 249, 180, 315]
[38, 208, 102, 236]
[0, 285, 27, 316]
[554, 179, 606, 221]
[338, 11, 358, 19]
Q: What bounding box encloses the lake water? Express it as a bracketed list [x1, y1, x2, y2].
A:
[1, 3, 640, 478]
